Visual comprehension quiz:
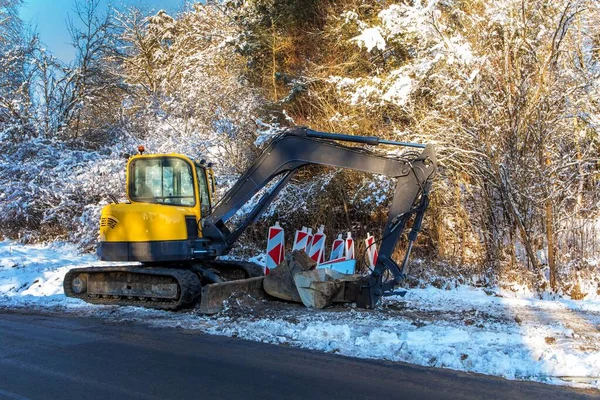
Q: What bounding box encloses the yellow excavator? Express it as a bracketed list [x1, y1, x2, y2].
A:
[64, 128, 436, 312]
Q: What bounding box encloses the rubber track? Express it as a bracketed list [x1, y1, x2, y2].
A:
[64, 266, 202, 311]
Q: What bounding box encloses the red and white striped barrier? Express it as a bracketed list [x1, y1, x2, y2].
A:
[305, 227, 313, 255]
[330, 234, 345, 261]
[307, 226, 326, 265]
[365, 232, 379, 269]
[345, 232, 355, 260]
[292, 227, 310, 252]
[266, 221, 285, 274]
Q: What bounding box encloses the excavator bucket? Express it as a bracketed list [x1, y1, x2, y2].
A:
[263, 250, 316, 302]
[263, 250, 361, 309]
[199, 276, 266, 314]
[294, 269, 361, 309]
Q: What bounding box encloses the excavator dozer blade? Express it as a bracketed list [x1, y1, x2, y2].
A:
[199, 276, 266, 314]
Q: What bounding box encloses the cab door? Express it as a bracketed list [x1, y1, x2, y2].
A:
[195, 166, 212, 217]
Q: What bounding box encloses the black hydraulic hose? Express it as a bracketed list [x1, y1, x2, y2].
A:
[305, 129, 426, 149]
[399, 191, 430, 275]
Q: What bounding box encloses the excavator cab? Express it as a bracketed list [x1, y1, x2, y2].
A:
[128, 155, 214, 212]
[129, 156, 197, 206]
[97, 153, 216, 263]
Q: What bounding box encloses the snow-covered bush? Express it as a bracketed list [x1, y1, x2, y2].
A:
[0, 136, 129, 247]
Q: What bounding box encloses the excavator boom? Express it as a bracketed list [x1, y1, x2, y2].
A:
[201, 128, 436, 308]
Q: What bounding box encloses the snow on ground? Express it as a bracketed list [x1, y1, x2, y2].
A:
[0, 241, 128, 308]
[1, 241, 599, 390]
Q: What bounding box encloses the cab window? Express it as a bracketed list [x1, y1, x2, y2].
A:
[196, 166, 211, 215]
[130, 157, 195, 206]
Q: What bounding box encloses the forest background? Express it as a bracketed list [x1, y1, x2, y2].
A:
[1, 0, 599, 297]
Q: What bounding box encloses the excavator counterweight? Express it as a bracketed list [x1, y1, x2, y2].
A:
[64, 128, 436, 312]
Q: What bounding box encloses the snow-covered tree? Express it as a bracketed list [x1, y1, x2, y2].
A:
[0, 0, 35, 139]
[116, 3, 264, 172]
[291, 0, 600, 287]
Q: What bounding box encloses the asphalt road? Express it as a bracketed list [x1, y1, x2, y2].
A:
[0, 312, 597, 400]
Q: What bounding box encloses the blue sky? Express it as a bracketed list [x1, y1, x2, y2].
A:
[19, 0, 185, 62]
